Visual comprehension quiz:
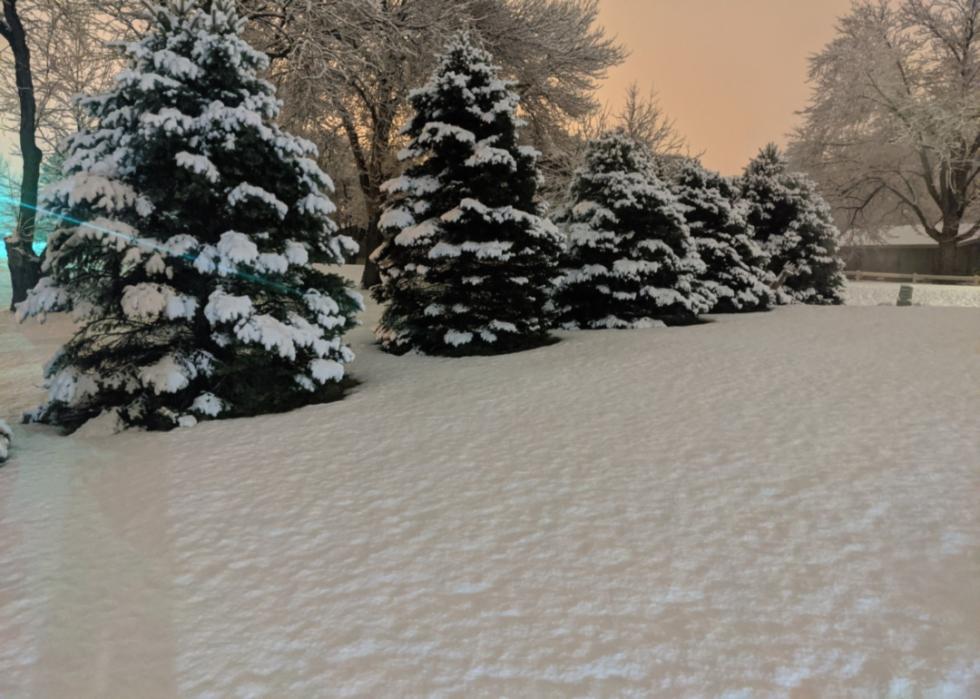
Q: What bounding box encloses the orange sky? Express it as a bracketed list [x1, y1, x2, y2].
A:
[596, 0, 853, 175]
[2, 2, 854, 178]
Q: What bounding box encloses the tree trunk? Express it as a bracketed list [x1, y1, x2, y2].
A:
[5, 239, 40, 309]
[359, 209, 383, 289]
[337, 111, 385, 290]
[1, 0, 43, 310]
[935, 213, 963, 275]
[937, 238, 959, 276]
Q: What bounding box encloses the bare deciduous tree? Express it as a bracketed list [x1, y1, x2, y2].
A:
[540, 82, 690, 211]
[1, 0, 42, 308]
[790, 0, 980, 272]
[0, 0, 146, 306]
[616, 82, 686, 157]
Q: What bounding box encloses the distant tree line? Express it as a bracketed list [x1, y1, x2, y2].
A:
[790, 0, 980, 273]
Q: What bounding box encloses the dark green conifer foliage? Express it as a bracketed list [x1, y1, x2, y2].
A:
[555, 130, 711, 329]
[672, 160, 774, 313]
[740, 145, 846, 305]
[20, 0, 361, 432]
[373, 34, 563, 356]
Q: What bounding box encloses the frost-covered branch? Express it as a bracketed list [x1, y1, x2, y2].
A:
[790, 0, 980, 271]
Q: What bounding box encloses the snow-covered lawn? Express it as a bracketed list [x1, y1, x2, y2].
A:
[846, 280, 980, 308]
[1, 264, 979, 697]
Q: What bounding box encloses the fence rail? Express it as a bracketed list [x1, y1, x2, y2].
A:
[846, 270, 980, 286]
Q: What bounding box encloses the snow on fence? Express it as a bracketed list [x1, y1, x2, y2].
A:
[846, 280, 980, 307]
[846, 270, 980, 286]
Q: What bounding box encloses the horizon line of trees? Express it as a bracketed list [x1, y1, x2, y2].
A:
[5, 0, 976, 299]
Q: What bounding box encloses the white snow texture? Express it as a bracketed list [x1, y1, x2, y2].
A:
[1, 265, 978, 697]
[846, 281, 980, 307]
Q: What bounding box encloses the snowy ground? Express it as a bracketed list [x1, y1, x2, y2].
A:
[1, 263, 979, 698]
[846, 280, 980, 308]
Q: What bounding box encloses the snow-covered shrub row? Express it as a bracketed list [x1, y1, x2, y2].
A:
[18, 0, 360, 432]
[0, 419, 10, 463]
[373, 33, 563, 355]
[547, 136, 846, 328]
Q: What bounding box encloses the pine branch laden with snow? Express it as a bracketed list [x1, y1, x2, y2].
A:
[739, 145, 847, 306]
[0, 419, 10, 463]
[671, 160, 775, 314]
[372, 34, 563, 356]
[16, 0, 362, 433]
[554, 130, 712, 330]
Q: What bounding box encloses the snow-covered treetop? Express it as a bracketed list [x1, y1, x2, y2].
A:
[580, 128, 655, 177]
[380, 31, 547, 241]
[27, 0, 352, 317]
[90, 0, 272, 119]
[742, 144, 835, 219]
[399, 33, 526, 165]
[743, 143, 787, 181]
[566, 130, 683, 226]
[672, 160, 746, 231]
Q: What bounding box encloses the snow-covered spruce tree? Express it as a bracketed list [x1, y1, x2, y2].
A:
[372, 34, 563, 356]
[671, 160, 774, 313]
[18, 0, 361, 432]
[740, 145, 846, 305]
[554, 130, 711, 329]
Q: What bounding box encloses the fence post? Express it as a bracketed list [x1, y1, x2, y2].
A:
[912, 272, 919, 284]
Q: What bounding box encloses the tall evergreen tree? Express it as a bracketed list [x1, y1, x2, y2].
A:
[555, 130, 711, 329]
[18, 0, 361, 432]
[672, 160, 774, 313]
[373, 34, 563, 355]
[740, 145, 846, 305]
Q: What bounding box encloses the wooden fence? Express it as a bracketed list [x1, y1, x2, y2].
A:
[846, 270, 980, 286]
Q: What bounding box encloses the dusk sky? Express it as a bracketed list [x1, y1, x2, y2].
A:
[596, 0, 854, 174]
[0, 1, 855, 176]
